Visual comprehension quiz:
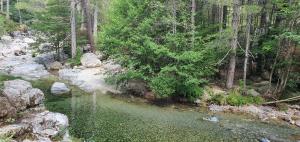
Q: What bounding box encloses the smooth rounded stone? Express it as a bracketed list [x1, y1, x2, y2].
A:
[23, 38, 35, 44]
[81, 53, 102, 68]
[49, 61, 63, 70]
[3, 80, 45, 111]
[38, 43, 52, 52]
[247, 89, 261, 97]
[296, 120, 300, 127]
[51, 82, 70, 95]
[203, 116, 219, 123]
[0, 97, 17, 118]
[0, 124, 30, 137]
[260, 138, 270, 142]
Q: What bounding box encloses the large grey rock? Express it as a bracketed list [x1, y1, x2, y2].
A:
[22, 111, 69, 138]
[247, 89, 261, 97]
[2, 80, 44, 111]
[10, 63, 50, 80]
[0, 97, 17, 118]
[0, 124, 30, 137]
[81, 53, 101, 68]
[49, 61, 63, 70]
[51, 82, 70, 95]
[1, 35, 12, 42]
[296, 120, 300, 127]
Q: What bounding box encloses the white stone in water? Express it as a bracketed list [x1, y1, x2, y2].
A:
[23, 37, 35, 44]
[80, 53, 102, 68]
[260, 138, 270, 142]
[51, 82, 70, 95]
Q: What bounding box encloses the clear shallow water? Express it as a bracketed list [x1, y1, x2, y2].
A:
[43, 86, 300, 142]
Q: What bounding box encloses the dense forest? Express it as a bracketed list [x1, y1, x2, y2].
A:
[0, 0, 300, 141]
[0, 0, 300, 104]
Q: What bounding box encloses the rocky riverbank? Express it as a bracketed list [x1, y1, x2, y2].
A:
[0, 33, 69, 142]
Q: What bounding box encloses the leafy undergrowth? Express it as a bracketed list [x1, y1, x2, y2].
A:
[208, 89, 265, 106]
[0, 15, 17, 36]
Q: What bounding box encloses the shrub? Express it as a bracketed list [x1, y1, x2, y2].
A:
[210, 93, 227, 105]
[226, 89, 264, 106]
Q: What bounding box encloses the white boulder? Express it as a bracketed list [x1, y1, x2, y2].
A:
[2, 79, 44, 111]
[80, 53, 101, 68]
[51, 82, 70, 95]
[23, 37, 36, 44]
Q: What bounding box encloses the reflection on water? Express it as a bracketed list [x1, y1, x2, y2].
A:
[45, 87, 300, 142]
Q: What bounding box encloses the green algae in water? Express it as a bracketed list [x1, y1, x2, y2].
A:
[42, 89, 300, 142]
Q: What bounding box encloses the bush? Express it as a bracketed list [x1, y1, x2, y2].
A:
[67, 49, 83, 67]
[226, 89, 264, 106]
[210, 93, 227, 105]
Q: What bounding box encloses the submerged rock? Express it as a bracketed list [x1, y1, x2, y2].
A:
[260, 138, 270, 142]
[203, 116, 219, 123]
[51, 82, 70, 95]
[81, 53, 102, 68]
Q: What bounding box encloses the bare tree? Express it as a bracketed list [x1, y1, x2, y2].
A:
[71, 0, 77, 58]
[81, 0, 95, 52]
[226, 0, 240, 89]
[172, 0, 177, 34]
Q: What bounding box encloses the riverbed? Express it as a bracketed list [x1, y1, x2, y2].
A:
[41, 82, 300, 142]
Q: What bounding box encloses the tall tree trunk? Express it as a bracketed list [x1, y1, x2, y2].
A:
[191, 0, 196, 48]
[93, 2, 98, 40]
[226, 0, 240, 89]
[223, 5, 228, 29]
[243, 0, 253, 94]
[81, 0, 95, 52]
[172, 0, 177, 34]
[71, 0, 77, 58]
[6, 0, 9, 19]
[1, 0, 3, 12]
[17, 0, 22, 24]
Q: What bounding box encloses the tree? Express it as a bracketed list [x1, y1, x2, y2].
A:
[226, 0, 241, 89]
[191, 0, 196, 48]
[1, 0, 3, 12]
[93, 1, 98, 41]
[243, 0, 253, 94]
[71, 0, 77, 58]
[6, 0, 9, 19]
[81, 0, 95, 52]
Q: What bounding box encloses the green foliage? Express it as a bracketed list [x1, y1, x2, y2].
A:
[0, 16, 17, 36]
[226, 90, 264, 106]
[67, 49, 83, 67]
[210, 93, 227, 105]
[100, 0, 217, 101]
[31, 0, 70, 50]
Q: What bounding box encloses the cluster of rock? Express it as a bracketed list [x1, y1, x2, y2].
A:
[209, 104, 300, 127]
[59, 52, 122, 94]
[0, 79, 69, 142]
[0, 35, 50, 80]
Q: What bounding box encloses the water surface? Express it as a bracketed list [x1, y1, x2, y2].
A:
[44, 85, 300, 142]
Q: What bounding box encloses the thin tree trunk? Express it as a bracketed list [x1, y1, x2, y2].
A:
[81, 0, 95, 52]
[93, 2, 98, 40]
[6, 0, 9, 19]
[1, 0, 3, 12]
[243, 0, 253, 94]
[80, 8, 85, 31]
[191, 0, 196, 48]
[172, 0, 177, 34]
[226, 0, 240, 89]
[17, 0, 22, 24]
[71, 0, 77, 58]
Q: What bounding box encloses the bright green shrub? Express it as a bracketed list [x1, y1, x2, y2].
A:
[210, 93, 227, 105]
[226, 90, 264, 106]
